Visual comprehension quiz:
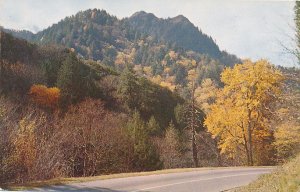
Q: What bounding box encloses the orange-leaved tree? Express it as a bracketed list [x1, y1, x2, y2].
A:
[29, 84, 60, 109]
[205, 60, 284, 166]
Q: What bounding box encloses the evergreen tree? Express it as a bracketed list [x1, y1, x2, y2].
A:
[175, 65, 187, 85]
[174, 104, 186, 130]
[147, 116, 160, 135]
[56, 53, 85, 105]
[126, 110, 162, 171]
[41, 59, 60, 87]
[117, 65, 139, 110]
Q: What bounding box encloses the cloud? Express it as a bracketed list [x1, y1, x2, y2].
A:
[0, 0, 297, 67]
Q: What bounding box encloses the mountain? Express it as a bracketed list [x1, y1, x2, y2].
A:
[0, 27, 34, 41]
[4, 10, 223, 57]
[3, 9, 240, 90]
[126, 11, 221, 58]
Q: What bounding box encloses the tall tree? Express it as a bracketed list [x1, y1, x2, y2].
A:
[295, 1, 300, 64]
[117, 65, 139, 110]
[205, 60, 284, 166]
[184, 69, 205, 167]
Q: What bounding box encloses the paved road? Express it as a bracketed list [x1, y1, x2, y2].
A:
[35, 167, 273, 192]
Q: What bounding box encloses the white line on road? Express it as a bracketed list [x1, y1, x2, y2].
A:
[131, 172, 269, 192]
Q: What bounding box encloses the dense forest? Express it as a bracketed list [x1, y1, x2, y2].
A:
[0, 8, 299, 187]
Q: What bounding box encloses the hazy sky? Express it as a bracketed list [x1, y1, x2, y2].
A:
[0, 0, 298, 67]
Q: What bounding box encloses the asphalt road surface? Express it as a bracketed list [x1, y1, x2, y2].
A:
[34, 167, 273, 192]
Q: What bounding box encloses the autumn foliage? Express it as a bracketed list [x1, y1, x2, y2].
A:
[205, 60, 284, 165]
[29, 84, 60, 108]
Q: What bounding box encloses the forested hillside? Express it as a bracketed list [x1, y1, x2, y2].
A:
[2, 9, 240, 97]
[0, 31, 221, 185]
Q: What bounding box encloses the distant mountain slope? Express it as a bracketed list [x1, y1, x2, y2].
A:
[3, 9, 240, 89]
[0, 26, 34, 42]
[3, 9, 238, 63]
[126, 11, 221, 58]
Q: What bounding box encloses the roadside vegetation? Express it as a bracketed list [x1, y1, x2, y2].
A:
[233, 154, 300, 192]
[232, 3, 300, 191]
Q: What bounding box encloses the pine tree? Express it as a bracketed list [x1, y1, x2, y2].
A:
[56, 53, 85, 105]
[147, 116, 160, 135]
[126, 110, 162, 171]
[117, 65, 139, 110]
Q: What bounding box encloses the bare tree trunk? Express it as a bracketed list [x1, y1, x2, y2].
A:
[191, 82, 198, 167]
[83, 145, 87, 177]
[248, 130, 253, 166]
[192, 129, 198, 167]
[243, 132, 250, 166]
[247, 108, 254, 166]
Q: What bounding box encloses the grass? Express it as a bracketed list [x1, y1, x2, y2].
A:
[2, 166, 272, 191]
[232, 154, 300, 192]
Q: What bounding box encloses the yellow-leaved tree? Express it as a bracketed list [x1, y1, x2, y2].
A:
[205, 60, 284, 166]
[9, 117, 37, 182]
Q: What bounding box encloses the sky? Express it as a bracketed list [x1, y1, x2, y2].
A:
[0, 0, 298, 67]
